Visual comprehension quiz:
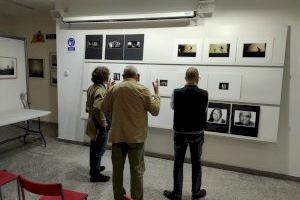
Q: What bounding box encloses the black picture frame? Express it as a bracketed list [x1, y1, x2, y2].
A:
[206, 102, 231, 134]
[85, 35, 103, 59]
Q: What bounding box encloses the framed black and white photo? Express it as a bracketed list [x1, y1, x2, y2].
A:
[124, 34, 144, 60]
[236, 38, 273, 65]
[206, 102, 231, 133]
[49, 52, 57, 69]
[174, 39, 202, 61]
[50, 69, 57, 86]
[105, 35, 125, 60]
[0, 56, 17, 79]
[160, 80, 168, 86]
[178, 44, 197, 57]
[85, 35, 103, 60]
[28, 58, 44, 78]
[230, 104, 260, 137]
[202, 38, 237, 64]
[113, 73, 120, 81]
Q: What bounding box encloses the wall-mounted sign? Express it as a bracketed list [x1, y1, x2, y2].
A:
[31, 31, 45, 43]
[46, 34, 56, 40]
[67, 37, 76, 51]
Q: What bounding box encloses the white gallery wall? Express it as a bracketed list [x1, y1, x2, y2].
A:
[0, 17, 16, 35]
[56, 0, 300, 177]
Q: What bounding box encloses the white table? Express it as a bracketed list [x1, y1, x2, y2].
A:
[0, 109, 51, 147]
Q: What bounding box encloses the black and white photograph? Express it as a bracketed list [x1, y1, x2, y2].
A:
[230, 104, 260, 137]
[113, 73, 120, 81]
[160, 79, 168, 86]
[0, 56, 17, 79]
[105, 35, 124, 60]
[209, 43, 230, 57]
[49, 52, 57, 69]
[85, 35, 103, 59]
[124, 34, 144, 60]
[50, 69, 57, 86]
[177, 44, 197, 57]
[243, 43, 266, 57]
[28, 58, 44, 78]
[219, 82, 229, 90]
[206, 102, 231, 133]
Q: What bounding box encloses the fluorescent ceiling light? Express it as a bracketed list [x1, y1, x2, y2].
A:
[62, 11, 196, 23]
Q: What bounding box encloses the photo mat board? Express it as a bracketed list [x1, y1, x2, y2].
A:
[85, 35, 103, 59]
[124, 34, 144, 60]
[174, 39, 203, 62]
[230, 104, 260, 137]
[28, 58, 44, 78]
[207, 73, 242, 100]
[206, 102, 231, 134]
[0, 56, 17, 79]
[105, 35, 125, 60]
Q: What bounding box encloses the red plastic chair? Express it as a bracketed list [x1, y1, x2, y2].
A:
[18, 175, 88, 200]
[0, 170, 20, 200]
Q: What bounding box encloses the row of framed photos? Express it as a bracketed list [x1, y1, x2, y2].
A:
[206, 102, 260, 137]
[85, 34, 144, 60]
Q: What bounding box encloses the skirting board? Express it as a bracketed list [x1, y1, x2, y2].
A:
[57, 138, 300, 182]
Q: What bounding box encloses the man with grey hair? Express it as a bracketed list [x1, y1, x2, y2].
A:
[102, 65, 160, 200]
[164, 67, 208, 200]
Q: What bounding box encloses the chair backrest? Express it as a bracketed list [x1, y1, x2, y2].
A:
[20, 93, 30, 109]
[18, 175, 64, 199]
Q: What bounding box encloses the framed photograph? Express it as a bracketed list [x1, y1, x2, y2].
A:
[174, 39, 202, 62]
[124, 34, 144, 60]
[236, 38, 274, 65]
[113, 73, 121, 81]
[206, 102, 231, 134]
[0, 56, 17, 79]
[85, 35, 103, 60]
[50, 69, 57, 86]
[230, 104, 260, 137]
[28, 58, 44, 78]
[49, 52, 57, 69]
[202, 38, 237, 64]
[207, 73, 242, 100]
[105, 35, 125, 60]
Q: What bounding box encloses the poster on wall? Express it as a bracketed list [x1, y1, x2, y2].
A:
[202, 38, 237, 64]
[174, 39, 202, 62]
[105, 35, 125, 60]
[236, 38, 274, 64]
[0, 57, 17, 79]
[124, 34, 144, 60]
[28, 58, 44, 78]
[85, 35, 103, 59]
[207, 73, 242, 100]
[206, 102, 231, 134]
[230, 104, 260, 137]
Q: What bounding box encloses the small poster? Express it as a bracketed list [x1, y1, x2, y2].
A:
[105, 35, 125, 60]
[85, 35, 103, 59]
[124, 34, 144, 60]
[206, 102, 231, 133]
[230, 104, 260, 137]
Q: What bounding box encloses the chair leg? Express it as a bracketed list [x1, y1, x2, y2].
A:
[17, 179, 21, 200]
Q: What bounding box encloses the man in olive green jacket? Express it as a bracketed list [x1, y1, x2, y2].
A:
[102, 65, 160, 200]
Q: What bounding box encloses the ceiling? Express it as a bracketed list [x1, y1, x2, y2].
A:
[0, 0, 55, 18]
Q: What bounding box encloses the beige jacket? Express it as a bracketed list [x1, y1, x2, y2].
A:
[102, 78, 160, 143]
[85, 84, 107, 140]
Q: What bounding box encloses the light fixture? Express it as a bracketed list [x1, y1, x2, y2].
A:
[62, 11, 196, 23]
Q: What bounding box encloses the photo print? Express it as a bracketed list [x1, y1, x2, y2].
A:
[160, 79, 168, 86]
[243, 43, 266, 57]
[230, 104, 260, 137]
[209, 43, 230, 57]
[124, 34, 144, 60]
[0, 57, 17, 79]
[206, 102, 231, 134]
[113, 73, 120, 81]
[105, 35, 125, 60]
[219, 82, 229, 90]
[50, 70, 57, 86]
[49, 52, 57, 69]
[85, 35, 103, 59]
[28, 58, 44, 78]
[177, 44, 197, 57]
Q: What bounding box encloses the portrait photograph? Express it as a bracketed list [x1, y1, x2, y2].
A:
[219, 82, 229, 90]
[0, 56, 17, 79]
[107, 41, 122, 49]
[50, 70, 57, 86]
[205, 102, 231, 134]
[28, 58, 44, 78]
[49, 52, 57, 69]
[177, 44, 197, 57]
[209, 43, 230, 57]
[160, 79, 168, 86]
[127, 40, 141, 48]
[113, 73, 120, 81]
[230, 104, 260, 137]
[243, 43, 266, 57]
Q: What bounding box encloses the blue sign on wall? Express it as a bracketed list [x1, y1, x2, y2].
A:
[67, 37, 75, 51]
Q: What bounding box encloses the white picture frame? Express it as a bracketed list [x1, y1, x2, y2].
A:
[208, 73, 242, 100]
[236, 37, 274, 65]
[0, 56, 17, 79]
[202, 38, 237, 64]
[173, 39, 203, 62]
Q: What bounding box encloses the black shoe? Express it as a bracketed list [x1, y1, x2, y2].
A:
[192, 189, 206, 199]
[89, 166, 105, 175]
[100, 166, 105, 172]
[90, 173, 110, 182]
[163, 190, 181, 200]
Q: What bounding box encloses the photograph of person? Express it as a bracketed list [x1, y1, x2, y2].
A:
[207, 108, 226, 124]
[209, 43, 230, 57]
[177, 44, 197, 57]
[234, 110, 256, 127]
[243, 43, 266, 57]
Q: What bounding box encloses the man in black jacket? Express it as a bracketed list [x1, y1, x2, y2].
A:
[164, 67, 208, 200]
